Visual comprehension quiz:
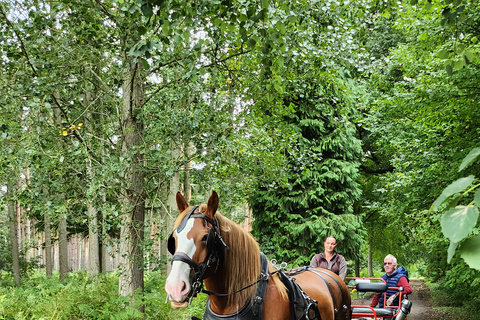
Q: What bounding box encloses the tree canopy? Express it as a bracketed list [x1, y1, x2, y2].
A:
[1, 0, 480, 313]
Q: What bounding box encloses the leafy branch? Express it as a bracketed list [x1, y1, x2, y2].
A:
[432, 147, 480, 270]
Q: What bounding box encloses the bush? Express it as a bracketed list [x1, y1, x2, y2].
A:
[0, 270, 208, 319]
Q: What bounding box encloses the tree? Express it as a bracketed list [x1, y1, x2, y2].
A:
[250, 72, 365, 266]
[355, 0, 480, 303]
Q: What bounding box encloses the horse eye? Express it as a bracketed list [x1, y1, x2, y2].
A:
[201, 235, 208, 242]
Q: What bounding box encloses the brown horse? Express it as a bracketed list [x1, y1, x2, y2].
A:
[165, 191, 351, 320]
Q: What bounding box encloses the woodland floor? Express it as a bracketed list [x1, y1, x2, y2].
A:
[351, 279, 451, 320]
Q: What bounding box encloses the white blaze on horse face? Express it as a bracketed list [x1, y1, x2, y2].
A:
[165, 218, 198, 303]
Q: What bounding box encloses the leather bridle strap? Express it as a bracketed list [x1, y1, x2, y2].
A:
[202, 269, 280, 297]
[172, 252, 201, 271]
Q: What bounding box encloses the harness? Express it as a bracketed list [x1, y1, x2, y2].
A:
[286, 267, 349, 320]
[202, 253, 271, 320]
[201, 255, 322, 320]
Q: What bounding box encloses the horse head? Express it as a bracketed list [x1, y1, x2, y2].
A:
[165, 191, 226, 308]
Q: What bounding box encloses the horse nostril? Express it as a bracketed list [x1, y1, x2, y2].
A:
[181, 281, 189, 294]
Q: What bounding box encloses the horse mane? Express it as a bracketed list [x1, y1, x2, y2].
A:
[214, 211, 288, 305]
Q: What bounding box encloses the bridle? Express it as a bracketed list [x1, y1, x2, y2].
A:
[167, 205, 229, 302]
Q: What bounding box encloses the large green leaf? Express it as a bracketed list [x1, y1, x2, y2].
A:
[475, 189, 480, 208]
[459, 235, 480, 271]
[432, 176, 474, 211]
[438, 49, 449, 59]
[458, 148, 480, 171]
[441, 205, 479, 243]
[447, 240, 458, 263]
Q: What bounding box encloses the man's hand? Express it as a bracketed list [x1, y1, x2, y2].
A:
[386, 293, 398, 306]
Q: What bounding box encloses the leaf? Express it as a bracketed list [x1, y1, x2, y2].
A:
[441, 205, 479, 242]
[443, 193, 463, 211]
[438, 49, 449, 59]
[137, 26, 147, 35]
[418, 32, 428, 41]
[432, 175, 475, 211]
[141, 4, 153, 17]
[459, 148, 480, 171]
[447, 240, 458, 263]
[475, 189, 480, 208]
[247, 38, 256, 48]
[141, 58, 149, 70]
[446, 64, 453, 75]
[459, 235, 480, 271]
[453, 59, 465, 70]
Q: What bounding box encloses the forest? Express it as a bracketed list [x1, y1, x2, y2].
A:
[1, 0, 479, 319]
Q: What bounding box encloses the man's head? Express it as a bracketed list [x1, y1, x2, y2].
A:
[383, 254, 397, 275]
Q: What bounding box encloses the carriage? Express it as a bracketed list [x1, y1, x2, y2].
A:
[165, 191, 412, 320]
[346, 277, 412, 320]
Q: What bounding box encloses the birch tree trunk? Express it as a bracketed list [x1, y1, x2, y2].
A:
[53, 103, 69, 282]
[118, 61, 146, 310]
[166, 144, 181, 275]
[84, 77, 100, 276]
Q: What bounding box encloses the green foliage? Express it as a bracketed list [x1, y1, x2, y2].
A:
[250, 73, 365, 266]
[0, 270, 206, 319]
[356, 0, 480, 304]
[429, 276, 480, 319]
[432, 148, 480, 269]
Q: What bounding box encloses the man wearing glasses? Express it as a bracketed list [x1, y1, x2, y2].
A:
[370, 254, 412, 308]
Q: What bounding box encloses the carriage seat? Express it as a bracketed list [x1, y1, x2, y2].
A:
[351, 307, 396, 317]
[352, 282, 402, 318]
[355, 282, 388, 293]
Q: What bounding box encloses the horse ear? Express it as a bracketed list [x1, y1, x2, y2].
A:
[205, 191, 219, 219]
[176, 192, 189, 213]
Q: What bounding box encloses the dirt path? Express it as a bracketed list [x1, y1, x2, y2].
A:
[351, 279, 448, 320]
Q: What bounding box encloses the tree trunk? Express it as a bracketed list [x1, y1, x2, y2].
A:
[7, 192, 21, 286]
[53, 100, 69, 282]
[101, 205, 109, 273]
[118, 61, 146, 312]
[166, 144, 181, 276]
[45, 210, 53, 278]
[183, 142, 192, 201]
[84, 79, 100, 276]
[159, 184, 170, 276]
[368, 244, 373, 277]
[58, 210, 68, 282]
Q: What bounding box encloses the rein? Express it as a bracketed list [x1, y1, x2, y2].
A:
[202, 270, 281, 297]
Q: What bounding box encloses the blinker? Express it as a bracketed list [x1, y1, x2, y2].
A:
[167, 205, 225, 255]
[167, 205, 198, 255]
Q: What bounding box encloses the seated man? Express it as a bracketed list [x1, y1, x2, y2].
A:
[371, 254, 412, 308]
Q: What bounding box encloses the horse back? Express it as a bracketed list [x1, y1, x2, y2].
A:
[289, 267, 351, 320]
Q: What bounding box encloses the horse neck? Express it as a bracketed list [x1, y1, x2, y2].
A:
[204, 215, 261, 313]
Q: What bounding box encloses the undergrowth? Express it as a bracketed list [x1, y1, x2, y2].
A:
[428, 280, 480, 320]
[0, 270, 207, 319]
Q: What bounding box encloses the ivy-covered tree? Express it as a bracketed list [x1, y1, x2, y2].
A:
[250, 72, 364, 266]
